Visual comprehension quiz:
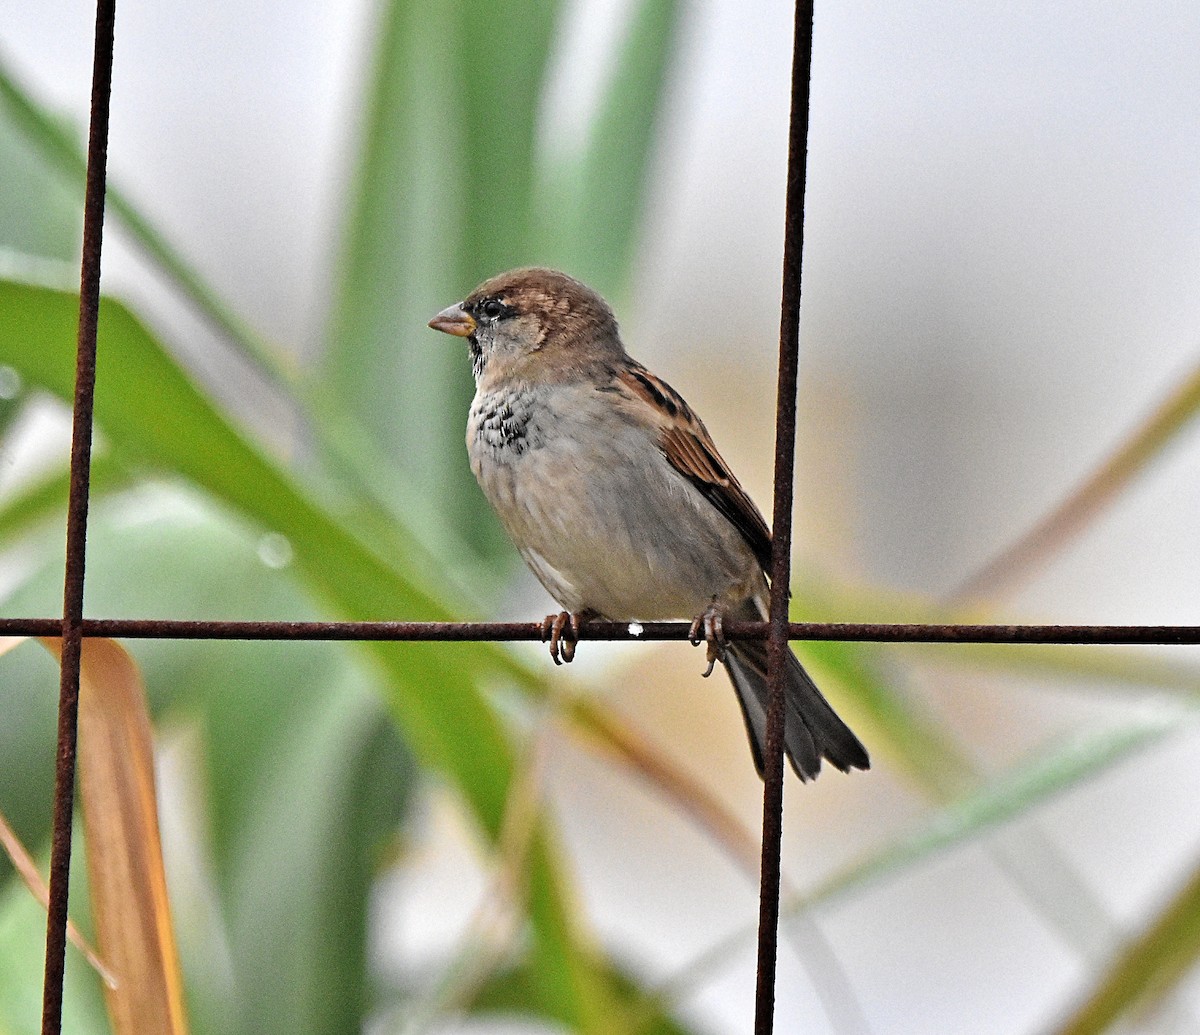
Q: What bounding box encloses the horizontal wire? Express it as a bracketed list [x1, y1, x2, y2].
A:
[1, 616, 1197, 644]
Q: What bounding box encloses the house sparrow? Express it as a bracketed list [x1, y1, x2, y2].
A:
[429, 268, 868, 781]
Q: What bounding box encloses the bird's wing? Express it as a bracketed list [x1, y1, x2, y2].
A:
[616, 363, 774, 572]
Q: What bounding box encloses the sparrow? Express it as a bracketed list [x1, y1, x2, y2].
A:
[429, 267, 869, 781]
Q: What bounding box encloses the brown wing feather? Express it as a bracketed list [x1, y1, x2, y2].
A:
[618, 365, 774, 571]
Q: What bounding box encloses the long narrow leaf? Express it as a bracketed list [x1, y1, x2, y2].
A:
[0, 58, 278, 390]
[42, 636, 187, 1034]
[1053, 857, 1200, 1035]
[956, 355, 1200, 601]
[0, 279, 527, 681]
[906, 639, 1200, 696]
[538, 0, 682, 300]
[803, 720, 1176, 911]
[795, 574, 1200, 694]
[654, 721, 1175, 1011]
[0, 58, 453, 573]
[803, 638, 975, 797]
[323, 0, 561, 559]
[0, 72, 80, 264]
[0, 451, 127, 544]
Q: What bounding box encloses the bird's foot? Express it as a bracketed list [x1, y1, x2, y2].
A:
[541, 610, 583, 665]
[688, 600, 728, 678]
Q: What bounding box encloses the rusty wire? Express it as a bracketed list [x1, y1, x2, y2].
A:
[30, 0, 1200, 1031]
[39, 0, 116, 1032]
[7, 616, 1200, 644]
[756, 2, 817, 1030]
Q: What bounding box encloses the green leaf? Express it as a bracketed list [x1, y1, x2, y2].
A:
[323, 0, 563, 560]
[537, 0, 683, 301]
[800, 720, 1175, 913]
[225, 682, 409, 1035]
[473, 960, 694, 1035]
[904, 638, 1200, 696]
[0, 451, 128, 547]
[0, 639, 59, 889]
[0, 71, 81, 263]
[1, 57, 445, 573]
[0, 56, 279, 390]
[0, 278, 530, 658]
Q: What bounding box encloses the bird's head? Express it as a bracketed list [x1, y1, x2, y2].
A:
[429, 267, 624, 384]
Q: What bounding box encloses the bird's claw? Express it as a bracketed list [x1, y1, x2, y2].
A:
[541, 611, 581, 665]
[688, 603, 727, 678]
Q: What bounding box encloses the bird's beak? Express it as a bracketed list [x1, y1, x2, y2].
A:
[428, 303, 477, 337]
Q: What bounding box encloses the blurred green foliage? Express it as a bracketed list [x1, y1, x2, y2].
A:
[1, 1, 1199, 1033]
[0, 0, 687, 1029]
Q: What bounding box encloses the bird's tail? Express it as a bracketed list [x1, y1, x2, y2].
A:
[721, 601, 869, 781]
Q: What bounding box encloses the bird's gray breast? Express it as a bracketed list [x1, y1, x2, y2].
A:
[469, 386, 545, 457]
[467, 383, 760, 619]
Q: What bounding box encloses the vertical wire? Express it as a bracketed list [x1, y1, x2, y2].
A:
[40, 1, 117, 1031]
[755, 1, 816, 1032]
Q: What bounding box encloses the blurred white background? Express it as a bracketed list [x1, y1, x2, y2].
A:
[4, 0, 1200, 1031]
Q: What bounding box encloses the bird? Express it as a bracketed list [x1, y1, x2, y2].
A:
[429, 267, 869, 781]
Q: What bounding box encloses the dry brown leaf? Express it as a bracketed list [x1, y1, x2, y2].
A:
[0, 636, 115, 986]
[39, 635, 188, 1035]
[953, 356, 1200, 602]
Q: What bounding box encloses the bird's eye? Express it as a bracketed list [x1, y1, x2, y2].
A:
[480, 298, 506, 320]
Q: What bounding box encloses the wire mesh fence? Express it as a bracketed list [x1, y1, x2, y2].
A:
[19, 0, 1200, 1033]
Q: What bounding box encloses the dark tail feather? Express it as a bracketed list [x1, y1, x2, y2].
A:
[723, 637, 869, 782]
